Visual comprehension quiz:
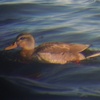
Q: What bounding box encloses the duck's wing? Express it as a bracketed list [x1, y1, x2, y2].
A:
[36, 42, 90, 53]
[69, 44, 90, 53]
[35, 42, 71, 53]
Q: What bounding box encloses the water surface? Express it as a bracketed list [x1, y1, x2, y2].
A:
[0, 0, 100, 99]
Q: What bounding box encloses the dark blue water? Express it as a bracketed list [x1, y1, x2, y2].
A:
[0, 0, 100, 99]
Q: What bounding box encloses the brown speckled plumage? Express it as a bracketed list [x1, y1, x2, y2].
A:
[4, 33, 90, 64]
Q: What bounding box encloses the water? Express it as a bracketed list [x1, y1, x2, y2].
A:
[0, 0, 100, 99]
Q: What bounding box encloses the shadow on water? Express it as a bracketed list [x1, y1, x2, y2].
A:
[0, 75, 100, 100]
[0, 76, 100, 100]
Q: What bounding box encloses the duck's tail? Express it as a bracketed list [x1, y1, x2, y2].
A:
[86, 52, 100, 59]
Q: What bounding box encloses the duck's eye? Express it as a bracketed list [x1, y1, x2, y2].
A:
[20, 37, 25, 40]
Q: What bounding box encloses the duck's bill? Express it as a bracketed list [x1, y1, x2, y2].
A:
[4, 42, 17, 50]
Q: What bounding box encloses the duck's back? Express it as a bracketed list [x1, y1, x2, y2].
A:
[33, 42, 89, 64]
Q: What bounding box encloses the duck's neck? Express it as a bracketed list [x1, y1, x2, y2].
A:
[20, 49, 34, 59]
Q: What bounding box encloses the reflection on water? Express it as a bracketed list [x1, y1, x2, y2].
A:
[0, 0, 100, 99]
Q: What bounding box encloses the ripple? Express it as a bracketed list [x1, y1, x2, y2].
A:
[0, 0, 96, 6]
[1, 76, 100, 97]
[53, 0, 96, 5]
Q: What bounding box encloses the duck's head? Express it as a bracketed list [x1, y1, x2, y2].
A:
[5, 33, 35, 51]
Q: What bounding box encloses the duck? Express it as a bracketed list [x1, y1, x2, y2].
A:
[4, 33, 100, 64]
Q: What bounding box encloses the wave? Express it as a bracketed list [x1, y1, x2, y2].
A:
[0, 0, 96, 6]
[1, 75, 100, 97]
[0, 18, 19, 26]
